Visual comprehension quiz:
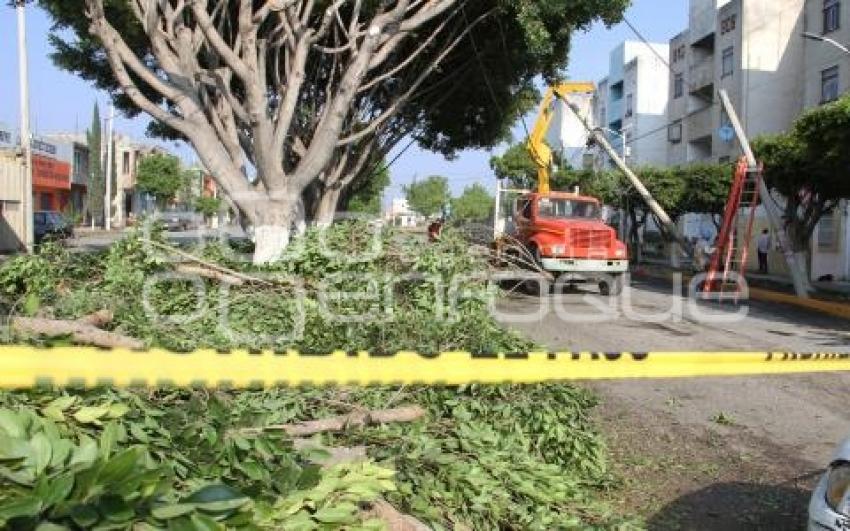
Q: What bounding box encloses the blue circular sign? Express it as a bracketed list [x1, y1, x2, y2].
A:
[718, 125, 735, 142]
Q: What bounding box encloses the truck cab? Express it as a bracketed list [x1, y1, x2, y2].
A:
[511, 191, 628, 295]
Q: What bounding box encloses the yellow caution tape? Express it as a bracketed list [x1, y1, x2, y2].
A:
[0, 347, 849, 388]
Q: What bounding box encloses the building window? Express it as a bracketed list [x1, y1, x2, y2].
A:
[824, 0, 841, 34]
[625, 94, 634, 117]
[122, 152, 130, 174]
[722, 47, 734, 78]
[817, 210, 838, 251]
[821, 66, 840, 103]
[668, 122, 683, 144]
[611, 81, 624, 101]
[673, 74, 684, 98]
[721, 14, 737, 35]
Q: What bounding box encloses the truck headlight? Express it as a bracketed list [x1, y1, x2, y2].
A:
[826, 462, 850, 514]
[551, 245, 565, 255]
[615, 249, 625, 258]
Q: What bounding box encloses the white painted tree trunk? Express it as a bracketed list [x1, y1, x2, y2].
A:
[253, 225, 291, 265]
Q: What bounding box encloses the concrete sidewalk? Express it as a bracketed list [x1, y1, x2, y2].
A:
[633, 262, 850, 321]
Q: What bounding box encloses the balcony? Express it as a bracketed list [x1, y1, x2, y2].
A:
[687, 105, 713, 142]
[688, 57, 714, 92]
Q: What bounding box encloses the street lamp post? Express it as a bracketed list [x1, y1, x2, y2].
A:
[802, 32, 850, 55]
[15, 0, 34, 253]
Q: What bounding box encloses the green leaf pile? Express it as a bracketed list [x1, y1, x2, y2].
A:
[0, 222, 639, 529]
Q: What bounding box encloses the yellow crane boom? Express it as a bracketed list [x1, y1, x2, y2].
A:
[526, 81, 595, 194]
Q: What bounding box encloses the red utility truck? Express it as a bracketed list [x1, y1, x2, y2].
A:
[509, 190, 628, 295]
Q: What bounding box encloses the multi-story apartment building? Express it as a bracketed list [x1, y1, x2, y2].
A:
[667, 0, 806, 165]
[595, 40, 671, 168]
[666, 0, 849, 281]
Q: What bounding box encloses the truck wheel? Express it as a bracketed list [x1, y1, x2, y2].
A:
[599, 274, 624, 297]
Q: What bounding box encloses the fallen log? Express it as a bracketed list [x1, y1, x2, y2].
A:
[363, 499, 431, 531]
[76, 309, 114, 327]
[292, 439, 367, 467]
[175, 263, 245, 285]
[10, 317, 144, 349]
[246, 406, 426, 437]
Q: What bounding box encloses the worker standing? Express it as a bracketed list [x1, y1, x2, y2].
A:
[756, 229, 771, 274]
[427, 218, 443, 242]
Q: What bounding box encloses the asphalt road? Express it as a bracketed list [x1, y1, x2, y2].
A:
[68, 226, 248, 251]
[496, 278, 850, 529]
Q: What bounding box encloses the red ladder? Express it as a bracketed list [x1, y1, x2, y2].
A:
[701, 157, 762, 301]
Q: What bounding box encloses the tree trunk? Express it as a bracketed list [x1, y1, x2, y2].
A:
[292, 196, 307, 237]
[788, 226, 814, 291]
[247, 199, 295, 265]
[314, 187, 342, 227]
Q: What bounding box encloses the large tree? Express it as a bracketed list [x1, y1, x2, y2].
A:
[451, 182, 493, 222]
[39, 0, 628, 262]
[754, 94, 850, 257]
[136, 153, 188, 209]
[404, 175, 450, 217]
[676, 163, 733, 229]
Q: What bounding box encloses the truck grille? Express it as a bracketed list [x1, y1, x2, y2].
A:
[568, 229, 612, 249]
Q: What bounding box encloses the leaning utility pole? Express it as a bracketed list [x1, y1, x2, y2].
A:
[565, 101, 693, 256]
[717, 90, 810, 298]
[16, 0, 33, 253]
[104, 103, 114, 231]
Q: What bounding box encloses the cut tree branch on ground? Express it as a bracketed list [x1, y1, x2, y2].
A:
[75, 309, 114, 327]
[175, 263, 245, 285]
[241, 406, 426, 437]
[363, 499, 431, 531]
[10, 316, 144, 349]
[144, 239, 273, 286]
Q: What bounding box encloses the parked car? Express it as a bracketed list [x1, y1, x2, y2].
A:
[809, 436, 850, 530]
[159, 209, 203, 232]
[34, 211, 73, 244]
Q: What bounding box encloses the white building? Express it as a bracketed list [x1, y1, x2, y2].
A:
[667, 0, 807, 165]
[545, 88, 596, 169]
[384, 198, 419, 227]
[595, 40, 671, 168]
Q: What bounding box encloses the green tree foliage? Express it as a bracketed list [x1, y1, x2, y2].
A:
[341, 164, 391, 216]
[404, 176, 450, 217]
[135, 154, 186, 209]
[754, 94, 850, 251]
[676, 163, 734, 227]
[490, 143, 538, 189]
[85, 103, 103, 225]
[451, 183, 494, 222]
[193, 196, 223, 220]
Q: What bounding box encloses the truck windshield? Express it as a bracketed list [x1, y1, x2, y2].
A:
[537, 198, 600, 219]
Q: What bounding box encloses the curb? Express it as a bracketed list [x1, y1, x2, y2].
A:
[634, 269, 850, 321]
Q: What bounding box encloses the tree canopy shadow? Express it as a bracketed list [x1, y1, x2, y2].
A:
[645, 481, 810, 531]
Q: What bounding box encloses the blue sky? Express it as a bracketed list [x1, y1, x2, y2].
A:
[0, 2, 688, 205]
